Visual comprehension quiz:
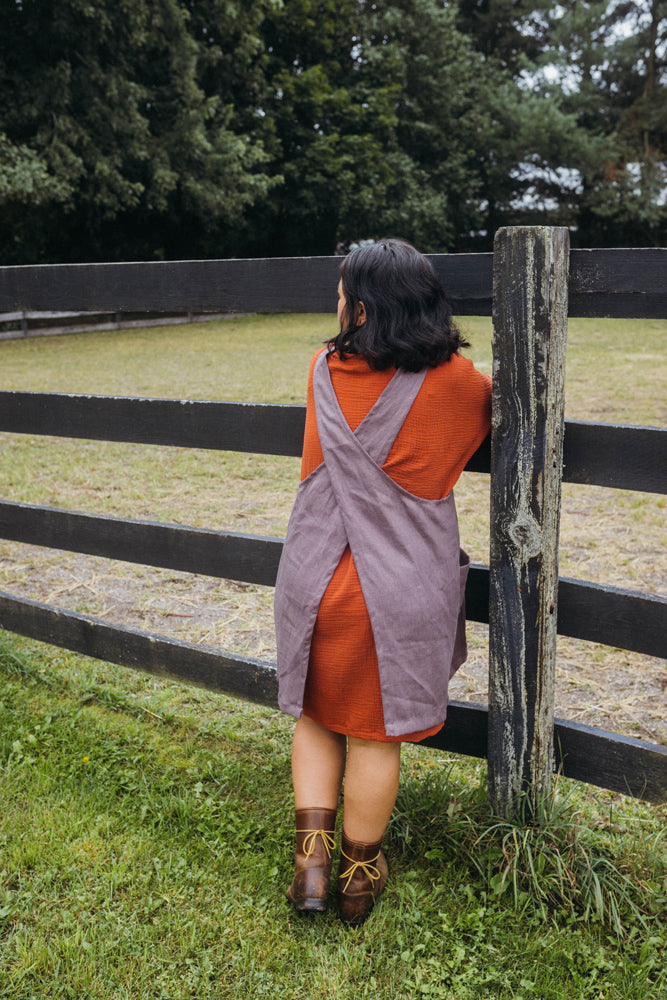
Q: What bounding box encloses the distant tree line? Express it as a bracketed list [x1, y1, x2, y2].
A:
[1, 0, 665, 263]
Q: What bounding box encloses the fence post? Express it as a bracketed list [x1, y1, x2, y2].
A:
[488, 226, 570, 818]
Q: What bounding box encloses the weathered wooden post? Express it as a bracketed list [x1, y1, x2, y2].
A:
[488, 226, 570, 818]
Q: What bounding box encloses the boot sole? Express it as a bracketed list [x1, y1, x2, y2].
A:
[289, 896, 328, 913]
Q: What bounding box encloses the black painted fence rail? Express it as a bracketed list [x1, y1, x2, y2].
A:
[0, 500, 664, 660]
[1, 248, 666, 318]
[0, 400, 665, 801]
[1, 393, 665, 494]
[0, 587, 662, 803]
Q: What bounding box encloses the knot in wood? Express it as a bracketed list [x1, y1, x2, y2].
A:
[507, 512, 542, 561]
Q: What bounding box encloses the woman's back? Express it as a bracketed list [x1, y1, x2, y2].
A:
[301, 348, 491, 498]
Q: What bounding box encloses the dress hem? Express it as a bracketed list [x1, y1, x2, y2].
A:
[302, 707, 443, 744]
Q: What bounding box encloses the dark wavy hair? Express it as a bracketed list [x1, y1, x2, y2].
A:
[329, 238, 468, 372]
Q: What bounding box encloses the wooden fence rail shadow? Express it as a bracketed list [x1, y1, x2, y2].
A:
[0, 232, 665, 809]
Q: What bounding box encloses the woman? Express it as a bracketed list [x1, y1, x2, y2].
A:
[274, 238, 491, 924]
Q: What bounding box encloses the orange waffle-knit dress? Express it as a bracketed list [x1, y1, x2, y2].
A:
[301, 347, 492, 742]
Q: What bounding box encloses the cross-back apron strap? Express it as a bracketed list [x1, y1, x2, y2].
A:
[312, 350, 427, 467]
[310, 349, 468, 736]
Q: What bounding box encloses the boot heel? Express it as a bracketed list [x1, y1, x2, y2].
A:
[293, 896, 329, 913]
[286, 808, 336, 913]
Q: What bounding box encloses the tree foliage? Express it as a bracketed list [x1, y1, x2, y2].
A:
[0, 0, 277, 262]
[545, 0, 667, 245]
[0, 0, 665, 263]
[244, 0, 498, 255]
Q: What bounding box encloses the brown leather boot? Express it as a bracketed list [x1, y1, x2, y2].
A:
[285, 808, 336, 913]
[337, 831, 389, 925]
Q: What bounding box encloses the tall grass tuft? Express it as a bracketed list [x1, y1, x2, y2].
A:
[387, 764, 665, 940]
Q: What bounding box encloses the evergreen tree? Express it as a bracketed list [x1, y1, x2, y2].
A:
[3, 0, 662, 262]
[456, 0, 666, 246]
[239, 0, 394, 256]
[456, 0, 553, 72]
[0, 0, 276, 263]
[549, 0, 667, 245]
[244, 0, 503, 254]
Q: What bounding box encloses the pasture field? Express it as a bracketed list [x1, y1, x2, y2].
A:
[0, 313, 664, 739]
[0, 314, 665, 998]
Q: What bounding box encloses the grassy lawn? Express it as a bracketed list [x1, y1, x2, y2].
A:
[1, 633, 665, 1000]
[0, 314, 665, 998]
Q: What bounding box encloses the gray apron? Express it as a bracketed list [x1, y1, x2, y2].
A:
[275, 350, 469, 736]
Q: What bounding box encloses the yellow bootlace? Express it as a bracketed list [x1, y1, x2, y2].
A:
[297, 828, 336, 860]
[338, 849, 381, 893]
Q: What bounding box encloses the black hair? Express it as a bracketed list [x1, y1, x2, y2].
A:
[329, 238, 468, 372]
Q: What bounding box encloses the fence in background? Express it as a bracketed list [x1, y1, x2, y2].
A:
[0, 309, 239, 340]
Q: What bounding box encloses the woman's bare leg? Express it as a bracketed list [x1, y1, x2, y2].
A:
[291, 714, 346, 810]
[291, 720, 400, 838]
[342, 738, 401, 843]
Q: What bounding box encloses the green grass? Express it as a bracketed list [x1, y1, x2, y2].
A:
[0, 314, 331, 402]
[0, 315, 666, 997]
[1, 633, 665, 1000]
[1, 313, 665, 425]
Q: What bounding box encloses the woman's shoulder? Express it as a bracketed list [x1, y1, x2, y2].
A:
[427, 351, 492, 392]
[319, 348, 386, 383]
[309, 346, 329, 367]
[306, 346, 329, 383]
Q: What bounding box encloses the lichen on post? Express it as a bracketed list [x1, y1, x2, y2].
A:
[488, 226, 570, 818]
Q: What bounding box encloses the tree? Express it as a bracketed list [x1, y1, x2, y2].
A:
[350, 0, 491, 250]
[456, 0, 667, 247]
[5, 0, 660, 262]
[0, 0, 277, 263]
[237, 0, 393, 256]
[456, 0, 553, 73]
[551, 0, 667, 246]
[242, 0, 507, 255]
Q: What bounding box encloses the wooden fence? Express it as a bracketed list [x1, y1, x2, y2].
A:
[0, 228, 665, 813]
[0, 309, 237, 340]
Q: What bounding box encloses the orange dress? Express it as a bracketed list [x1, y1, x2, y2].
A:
[301, 348, 492, 742]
